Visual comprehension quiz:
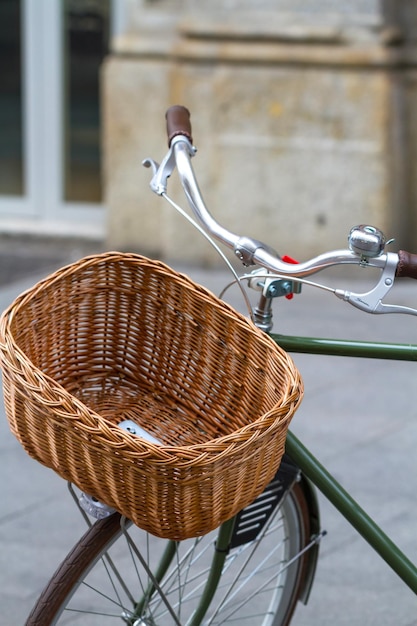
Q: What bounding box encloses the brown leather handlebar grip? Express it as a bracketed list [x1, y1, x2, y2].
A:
[395, 250, 417, 279]
[166, 105, 193, 147]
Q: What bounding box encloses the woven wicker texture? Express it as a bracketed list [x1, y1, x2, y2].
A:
[0, 253, 303, 539]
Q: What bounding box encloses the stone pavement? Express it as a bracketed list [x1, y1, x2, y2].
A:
[0, 240, 416, 625]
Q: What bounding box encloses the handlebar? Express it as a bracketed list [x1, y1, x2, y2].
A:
[171, 139, 388, 277]
[143, 105, 417, 315]
[396, 250, 417, 280]
[166, 105, 193, 147]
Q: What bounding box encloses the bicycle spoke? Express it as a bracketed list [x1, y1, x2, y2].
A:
[27, 484, 311, 626]
[122, 525, 182, 626]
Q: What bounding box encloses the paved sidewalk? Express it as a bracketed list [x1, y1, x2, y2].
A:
[0, 245, 416, 625]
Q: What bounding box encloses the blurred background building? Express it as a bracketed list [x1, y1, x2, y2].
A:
[1, 1, 416, 264]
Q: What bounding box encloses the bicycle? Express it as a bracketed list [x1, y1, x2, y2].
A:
[1, 106, 416, 625]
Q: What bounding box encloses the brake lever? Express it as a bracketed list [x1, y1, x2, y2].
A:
[143, 137, 196, 195]
[334, 252, 417, 316]
[143, 152, 173, 195]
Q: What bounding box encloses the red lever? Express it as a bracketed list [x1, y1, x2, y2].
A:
[282, 255, 299, 300]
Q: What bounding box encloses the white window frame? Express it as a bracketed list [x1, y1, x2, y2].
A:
[0, 0, 126, 238]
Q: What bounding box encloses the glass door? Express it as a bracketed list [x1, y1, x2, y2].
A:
[64, 0, 109, 203]
[0, 0, 122, 237]
[0, 0, 24, 197]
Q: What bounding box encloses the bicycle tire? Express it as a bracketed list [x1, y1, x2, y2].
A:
[26, 483, 311, 626]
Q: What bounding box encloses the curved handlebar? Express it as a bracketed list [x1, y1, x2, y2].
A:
[172, 139, 388, 276]
[143, 105, 417, 314]
[164, 106, 394, 277]
[149, 105, 417, 291]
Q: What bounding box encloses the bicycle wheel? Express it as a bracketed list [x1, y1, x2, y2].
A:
[26, 483, 311, 626]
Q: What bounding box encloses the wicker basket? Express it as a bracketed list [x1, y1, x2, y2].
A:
[0, 253, 303, 539]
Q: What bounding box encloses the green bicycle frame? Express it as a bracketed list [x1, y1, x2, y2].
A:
[275, 333, 417, 595]
[273, 334, 417, 361]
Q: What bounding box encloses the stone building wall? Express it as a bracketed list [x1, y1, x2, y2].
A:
[103, 1, 417, 264]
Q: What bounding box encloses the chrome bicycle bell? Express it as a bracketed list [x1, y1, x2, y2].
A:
[348, 225, 387, 258]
